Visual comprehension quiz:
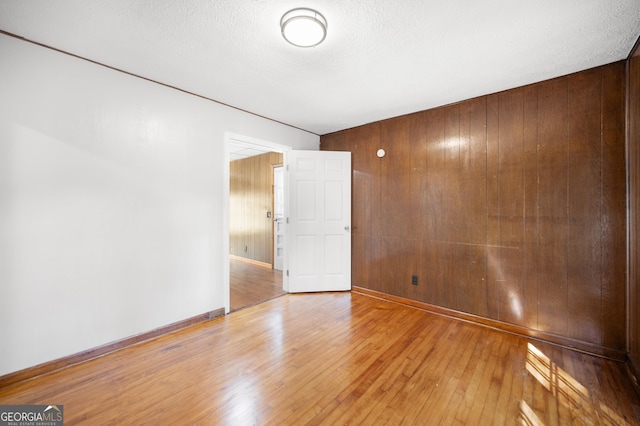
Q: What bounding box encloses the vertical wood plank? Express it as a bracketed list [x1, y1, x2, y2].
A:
[380, 116, 412, 294]
[523, 84, 539, 330]
[466, 98, 489, 317]
[409, 111, 428, 302]
[566, 68, 603, 344]
[425, 108, 448, 306]
[601, 61, 626, 351]
[486, 93, 501, 319]
[380, 116, 412, 239]
[444, 104, 462, 310]
[536, 77, 569, 336]
[497, 89, 526, 326]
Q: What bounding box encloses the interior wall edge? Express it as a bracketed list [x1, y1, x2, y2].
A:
[626, 30, 640, 393]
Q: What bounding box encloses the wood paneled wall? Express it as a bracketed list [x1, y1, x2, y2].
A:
[230, 152, 282, 264]
[321, 62, 627, 355]
[628, 40, 640, 376]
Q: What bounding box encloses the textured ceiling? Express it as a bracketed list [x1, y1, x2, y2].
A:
[1, 0, 639, 135]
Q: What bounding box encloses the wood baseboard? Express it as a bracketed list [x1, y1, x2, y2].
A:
[0, 308, 225, 389]
[352, 286, 627, 362]
[230, 254, 272, 269]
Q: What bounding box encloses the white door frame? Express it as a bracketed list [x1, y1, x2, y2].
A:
[272, 165, 285, 272]
[223, 132, 292, 314]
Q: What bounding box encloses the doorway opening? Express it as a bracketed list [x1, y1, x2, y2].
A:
[223, 133, 291, 313]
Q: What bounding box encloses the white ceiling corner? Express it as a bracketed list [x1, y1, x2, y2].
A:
[1, 0, 639, 135]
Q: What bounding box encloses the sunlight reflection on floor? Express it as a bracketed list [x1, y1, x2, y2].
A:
[521, 343, 630, 425]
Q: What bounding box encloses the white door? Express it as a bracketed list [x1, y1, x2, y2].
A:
[286, 150, 351, 293]
[273, 166, 285, 271]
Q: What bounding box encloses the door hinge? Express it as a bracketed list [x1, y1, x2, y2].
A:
[286, 217, 289, 224]
[286, 270, 289, 277]
[286, 165, 289, 171]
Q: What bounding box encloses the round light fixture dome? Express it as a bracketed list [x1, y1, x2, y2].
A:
[281, 8, 327, 48]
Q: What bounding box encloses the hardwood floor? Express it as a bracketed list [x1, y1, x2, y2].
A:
[230, 257, 284, 311]
[1, 292, 638, 425]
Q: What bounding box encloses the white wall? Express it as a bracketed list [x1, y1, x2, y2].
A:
[0, 35, 319, 376]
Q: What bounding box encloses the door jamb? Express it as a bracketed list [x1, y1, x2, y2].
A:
[272, 163, 284, 270]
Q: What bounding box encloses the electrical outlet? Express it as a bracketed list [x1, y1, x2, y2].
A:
[411, 275, 418, 285]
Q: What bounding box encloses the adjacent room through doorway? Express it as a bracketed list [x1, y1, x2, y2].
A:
[228, 139, 287, 311]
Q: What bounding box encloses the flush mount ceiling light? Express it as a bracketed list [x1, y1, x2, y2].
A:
[281, 8, 327, 48]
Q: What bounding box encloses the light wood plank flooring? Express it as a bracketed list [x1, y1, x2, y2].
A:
[1, 292, 638, 425]
[230, 257, 284, 311]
